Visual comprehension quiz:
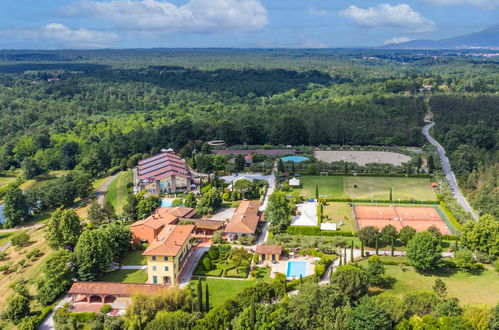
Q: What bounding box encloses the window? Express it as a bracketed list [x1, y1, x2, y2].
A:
[164, 256, 168, 261]
[164, 266, 169, 271]
[152, 256, 156, 261]
[152, 266, 156, 271]
[152, 276, 157, 284]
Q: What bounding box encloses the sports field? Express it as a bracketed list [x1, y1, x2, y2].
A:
[297, 176, 436, 201]
[354, 205, 452, 235]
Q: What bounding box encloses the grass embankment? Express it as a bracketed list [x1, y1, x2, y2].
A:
[0, 175, 17, 190]
[99, 269, 147, 283]
[105, 170, 132, 214]
[297, 176, 436, 201]
[358, 258, 498, 306]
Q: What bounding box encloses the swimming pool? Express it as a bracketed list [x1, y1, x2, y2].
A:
[161, 201, 173, 207]
[281, 156, 309, 163]
[286, 261, 307, 278]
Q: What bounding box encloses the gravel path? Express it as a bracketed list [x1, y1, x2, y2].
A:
[423, 123, 478, 221]
[96, 172, 120, 206]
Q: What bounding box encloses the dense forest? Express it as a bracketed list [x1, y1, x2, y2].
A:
[0, 49, 498, 216]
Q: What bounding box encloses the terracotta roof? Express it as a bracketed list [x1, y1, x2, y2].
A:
[189, 218, 225, 230]
[69, 282, 167, 297]
[256, 245, 282, 255]
[143, 225, 194, 256]
[138, 152, 182, 165]
[224, 201, 261, 234]
[137, 152, 191, 182]
[130, 207, 195, 229]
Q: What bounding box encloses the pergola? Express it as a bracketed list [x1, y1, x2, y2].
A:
[68, 282, 167, 304]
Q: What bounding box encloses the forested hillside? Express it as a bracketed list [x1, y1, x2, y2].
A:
[430, 95, 499, 216]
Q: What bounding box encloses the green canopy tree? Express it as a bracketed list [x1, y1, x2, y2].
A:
[461, 214, 498, 254]
[407, 231, 442, 271]
[3, 186, 29, 228]
[74, 229, 113, 281]
[330, 264, 368, 302]
[266, 191, 292, 234]
[347, 296, 392, 330]
[45, 207, 82, 250]
[4, 295, 30, 324]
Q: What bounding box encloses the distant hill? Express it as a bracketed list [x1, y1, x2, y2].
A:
[384, 25, 499, 49]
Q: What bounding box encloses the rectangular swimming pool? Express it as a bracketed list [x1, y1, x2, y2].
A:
[286, 261, 307, 278]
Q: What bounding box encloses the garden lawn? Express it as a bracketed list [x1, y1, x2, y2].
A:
[345, 177, 436, 201]
[371, 263, 499, 305]
[322, 202, 355, 232]
[121, 249, 147, 265]
[105, 170, 132, 214]
[297, 176, 345, 198]
[99, 269, 147, 283]
[191, 277, 258, 307]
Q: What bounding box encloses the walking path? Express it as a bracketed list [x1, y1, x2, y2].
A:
[423, 123, 478, 221]
[179, 246, 209, 289]
[96, 172, 120, 206]
[0, 223, 46, 252]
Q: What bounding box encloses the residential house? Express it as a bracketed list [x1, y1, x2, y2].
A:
[130, 207, 195, 244]
[135, 150, 194, 194]
[143, 224, 195, 285]
[224, 201, 262, 241]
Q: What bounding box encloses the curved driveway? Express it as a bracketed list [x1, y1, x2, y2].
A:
[423, 122, 478, 221]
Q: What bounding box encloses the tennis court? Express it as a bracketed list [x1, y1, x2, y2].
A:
[354, 205, 452, 235]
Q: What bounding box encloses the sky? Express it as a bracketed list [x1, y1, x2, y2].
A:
[0, 0, 498, 49]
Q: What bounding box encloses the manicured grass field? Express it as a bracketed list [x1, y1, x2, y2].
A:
[363, 262, 499, 306]
[99, 269, 147, 283]
[121, 249, 147, 265]
[191, 277, 258, 307]
[322, 202, 355, 232]
[105, 170, 132, 214]
[296, 176, 436, 201]
[297, 176, 345, 198]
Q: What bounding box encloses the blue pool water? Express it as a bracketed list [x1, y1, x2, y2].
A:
[0, 204, 4, 224]
[286, 261, 307, 278]
[161, 201, 173, 207]
[282, 156, 309, 163]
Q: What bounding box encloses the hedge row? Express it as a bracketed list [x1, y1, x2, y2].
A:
[286, 226, 355, 237]
[328, 198, 439, 204]
[294, 172, 432, 178]
[439, 201, 461, 231]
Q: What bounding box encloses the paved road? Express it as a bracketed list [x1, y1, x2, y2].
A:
[423, 123, 478, 221]
[96, 172, 120, 206]
[0, 224, 46, 252]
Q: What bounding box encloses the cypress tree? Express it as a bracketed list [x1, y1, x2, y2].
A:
[197, 279, 203, 312]
[205, 283, 210, 312]
[361, 240, 365, 258]
[343, 246, 347, 264]
[249, 301, 256, 330]
[299, 274, 303, 284]
[339, 254, 343, 266]
[375, 237, 379, 256]
[350, 241, 354, 263]
[391, 237, 395, 256]
[315, 184, 319, 200]
[389, 188, 393, 202]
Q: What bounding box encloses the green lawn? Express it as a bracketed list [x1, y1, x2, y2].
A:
[121, 249, 147, 265]
[322, 202, 355, 232]
[99, 269, 147, 283]
[296, 176, 436, 201]
[0, 175, 17, 190]
[0, 231, 15, 247]
[360, 261, 499, 306]
[105, 170, 132, 214]
[190, 277, 259, 307]
[297, 176, 345, 198]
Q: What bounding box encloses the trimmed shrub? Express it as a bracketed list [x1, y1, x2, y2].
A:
[100, 304, 112, 314]
[208, 246, 220, 260]
[202, 257, 212, 271]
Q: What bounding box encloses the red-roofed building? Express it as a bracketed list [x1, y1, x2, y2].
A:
[135, 150, 195, 195]
[225, 201, 262, 241]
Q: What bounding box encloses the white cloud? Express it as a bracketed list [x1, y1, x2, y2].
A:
[384, 37, 411, 44]
[0, 23, 118, 48]
[419, 0, 499, 9]
[62, 0, 268, 33]
[307, 6, 329, 17]
[340, 4, 436, 33]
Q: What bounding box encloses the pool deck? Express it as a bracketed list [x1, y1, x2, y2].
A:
[264, 256, 315, 279]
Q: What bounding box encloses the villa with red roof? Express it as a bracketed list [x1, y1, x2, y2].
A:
[135, 149, 195, 194]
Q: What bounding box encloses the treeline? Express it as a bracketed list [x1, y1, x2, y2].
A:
[430, 95, 499, 217]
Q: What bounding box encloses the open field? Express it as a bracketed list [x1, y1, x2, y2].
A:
[190, 277, 259, 307]
[105, 170, 132, 214]
[99, 269, 147, 283]
[0, 227, 51, 312]
[297, 176, 436, 201]
[20, 171, 70, 191]
[314, 150, 411, 166]
[355, 205, 452, 235]
[322, 202, 355, 232]
[359, 261, 499, 306]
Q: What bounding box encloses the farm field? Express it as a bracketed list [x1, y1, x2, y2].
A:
[105, 170, 132, 214]
[322, 202, 355, 232]
[364, 263, 499, 306]
[297, 176, 436, 201]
